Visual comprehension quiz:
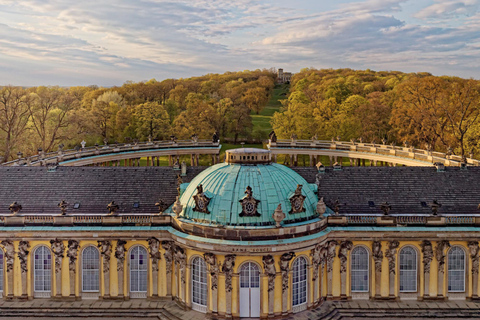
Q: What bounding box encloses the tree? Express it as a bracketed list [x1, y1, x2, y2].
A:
[0, 86, 30, 161]
[134, 102, 171, 140]
[242, 87, 269, 114]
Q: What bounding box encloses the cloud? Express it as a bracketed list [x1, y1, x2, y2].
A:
[414, 0, 479, 20]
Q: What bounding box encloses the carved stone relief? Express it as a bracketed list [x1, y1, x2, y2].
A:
[279, 252, 295, 293]
[435, 240, 450, 273]
[222, 255, 236, 293]
[420, 240, 434, 273]
[204, 253, 220, 290]
[385, 240, 400, 275]
[161, 241, 174, 274]
[372, 241, 383, 273]
[147, 237, 161, 272]
[115, 240, 127, 272]
[469, 241, 479, 275]
[67, 240, 79, 272]
[97, 240, 112, 273]
[1, 240, 14, 272]
[338, 241, 353, 274]
[174, 246, 186, 284]
[311, 243, 323, 281]
[289, 184, 306, 214]
[262, 255, 276, 292]
[50, 239, 65, 274]
[239, 186, 261, 217]
[18, 241, 30, 273]
[326, 240, 338, 273]
[193, 184, 211, 214]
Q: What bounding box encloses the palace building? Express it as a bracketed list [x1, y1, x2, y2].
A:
[0, 146, 480, 319]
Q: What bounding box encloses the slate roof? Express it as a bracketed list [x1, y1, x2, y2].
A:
[0, 166, 205, 215]
[316, 166, 480, 215]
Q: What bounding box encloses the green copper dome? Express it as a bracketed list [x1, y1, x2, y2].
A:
[178, 149, 319, 227]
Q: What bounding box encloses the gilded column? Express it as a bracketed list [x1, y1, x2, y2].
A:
[1, 240, 14, 298]
[262, 255, 276, 317]
[148, 237, 161, 297]
[338, 241, 353, 298]
[18, 241, 30, 298]
[435, 240, 450, 298]
[66, 240, 79, 298]
[50, 239, 65, 297]
[326, 240, 338, 298]
[469, 241, 479, 298]
[279, 252, 295, 313]
[386, 241, 399, 297]
[115, 240, 126, 298]
[372, 241, 383, 298]
[222, 255, 236, 317]
[162, 241, 174, 297]
[420, 240, 433, 297]
[204, 253, 219, 314]
[98, 240, 112, 298]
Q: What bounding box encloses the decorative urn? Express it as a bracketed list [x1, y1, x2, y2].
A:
[272, 204, 286, 228]
[316, 197, 326, 218]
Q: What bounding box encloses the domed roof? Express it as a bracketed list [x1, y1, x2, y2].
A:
[178, 149, 319, 228]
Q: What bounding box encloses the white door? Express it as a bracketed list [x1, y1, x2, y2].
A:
[239, 262, 260, 318]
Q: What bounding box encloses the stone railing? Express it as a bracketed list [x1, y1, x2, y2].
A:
[328, 215, 479, 226]
[1, 214, 170, 226]
[268, 139, 480, 166]
[3, 139, 220, 166]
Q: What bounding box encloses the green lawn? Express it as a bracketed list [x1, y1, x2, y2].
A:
[251, 84, 289, 137]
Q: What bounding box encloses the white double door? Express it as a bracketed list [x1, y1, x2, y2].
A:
[239, 262, 260, 318]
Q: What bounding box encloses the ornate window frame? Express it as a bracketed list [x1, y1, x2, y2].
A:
[398, 245, 419, 299]
[350, 245, 370, 298]
[32, 245, 53, 298]
[80, 245, 100, 298]
[447, 246, 467, 297]
[127, 245, 148, 298]
[292, 256, 308, 312]
[191, 256, 208, 313]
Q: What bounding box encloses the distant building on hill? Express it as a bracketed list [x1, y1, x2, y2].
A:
[277, 68, 293, 84]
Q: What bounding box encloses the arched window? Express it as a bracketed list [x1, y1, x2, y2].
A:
[292, 257, 307, 307]
[0, 249, 3, 293]
[448, 246, 465, 292]
[399, 246, 417, 292]
[351, 246, 369, 292]
[34, 246, 52, 293]
[191, 257, 207, 312]
[82, 246, 100, 292]
[130, 246, 148, 294]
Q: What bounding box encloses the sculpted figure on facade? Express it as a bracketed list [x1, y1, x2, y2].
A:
[148, 237, 161, 272]
[435, 240, 450, 272]
[115, 240, 127, 272]
[311, 243, 323, 281]
[1, 240, 14, 272]
[372, 241, 383, 273]
[326, 240, 338, 273]
[239, 186, 261, 217]
[385, 240, 400, 275]
[174, 245, 187, 284]
[279, 252, 296, 292]
[67, 240, 79, 272]
[289, 184, 306, 214]
[262, 255, 276, 292]
[204, 253, 220, 290]
[97, 240, 112, 273]
[50, 238, 65, 274]
[420, 240, 434, 273]
[161, 241, 174, 274]
[469, 241, 480, 275]
[338, 241, 353, 274]
[193, 184, 211, 214]
[18, 241, 30, 273]
[222, 255, 236, 293]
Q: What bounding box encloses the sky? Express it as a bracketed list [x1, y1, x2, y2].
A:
[0, 0, 479, 86]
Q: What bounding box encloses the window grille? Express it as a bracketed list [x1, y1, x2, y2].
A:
[34, 246, 52, 292]
[399, 247, 417, 292]
[292, 257, 307, 306]
[130, 246, 148, 292]
[351, 246, 369, 292]
[192, 257, 208, 307]
[240, 262, 260, 288]
[448, 246, 465, 292]
[82, 246, 100, 292]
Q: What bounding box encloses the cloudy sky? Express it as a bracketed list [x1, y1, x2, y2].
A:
[0, 0, 479, 86]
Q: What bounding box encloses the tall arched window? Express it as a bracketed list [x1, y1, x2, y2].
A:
[130, 246, 148, 295]
[292, 257, 307, 307]
[191, 257, 207, 312]
[448, 246, 466, 292]
[399, 246, 417, 292]
[82, 246, 100, 292]
[34, 246, 52, 294]
[351, 246, 369, 292]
